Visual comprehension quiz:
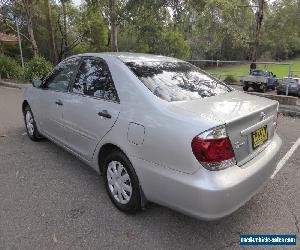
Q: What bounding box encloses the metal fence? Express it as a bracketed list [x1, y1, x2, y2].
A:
[187, 59, 295, 80]
[187, 59, 300, 96]
[289, 70, 300, 76]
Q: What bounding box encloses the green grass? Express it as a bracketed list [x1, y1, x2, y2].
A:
[205, 59, 300, 82]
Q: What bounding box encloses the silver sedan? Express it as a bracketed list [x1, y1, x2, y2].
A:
[277, 77, 300, 97]
[22, 53, 282, 220]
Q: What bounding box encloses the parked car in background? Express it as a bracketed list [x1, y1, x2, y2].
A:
[22, 53, 282, 220]
[240, 69, 278, 92]
[277, 77, 300, 97]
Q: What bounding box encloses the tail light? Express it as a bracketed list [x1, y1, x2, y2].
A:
[191, 125, 236, 171]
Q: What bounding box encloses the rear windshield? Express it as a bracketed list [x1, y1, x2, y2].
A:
[283, 78, 299, 84]
[125, 61, 232, 102]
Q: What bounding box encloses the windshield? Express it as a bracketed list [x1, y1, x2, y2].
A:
[125, 61, 232, 102]
[251, 70, 268, 76]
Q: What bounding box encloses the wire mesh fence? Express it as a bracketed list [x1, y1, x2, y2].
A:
[187, 59, 300, 96]
[187, 59, 297, 84]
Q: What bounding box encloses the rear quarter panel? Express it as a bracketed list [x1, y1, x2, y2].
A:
[92, 100, 219, 174]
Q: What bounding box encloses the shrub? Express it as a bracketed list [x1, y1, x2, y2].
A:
[157, 30, 191, 60]
[0, 54, 22, 80]
[224, 74, 238, 84]
[24, 56, 53, 82]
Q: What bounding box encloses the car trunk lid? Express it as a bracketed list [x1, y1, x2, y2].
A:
[172, 91, 278, 166]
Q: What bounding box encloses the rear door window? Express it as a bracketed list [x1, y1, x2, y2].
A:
[72, 58, 119, 102]
[125, 61, 231, 102]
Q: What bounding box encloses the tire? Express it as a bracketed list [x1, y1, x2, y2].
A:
[243, 86, 248, 91]
[271, 86, 275, 90]
[260, 84, 267, 93]
[103, 150, 141, 214]
[277, 91, 281, 95]
[23, 105, 43, 141]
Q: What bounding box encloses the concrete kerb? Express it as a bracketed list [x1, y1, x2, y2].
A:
[0, 80, 30, 89]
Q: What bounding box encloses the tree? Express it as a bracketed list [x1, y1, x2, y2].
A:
[75, 6, 108, 52]
[251, 0, 265, 61]
[44, 0, 57, 63]
[159, 30, 190, 59]
[61, 0, 69, 55]
[1, 0, 300, 64]
[260, 0, 300, 60]
[184, 0, 255, 60]
[55, 1, 84, 60]
[108, 0, 117, 51]
[20, 0, 39, 55]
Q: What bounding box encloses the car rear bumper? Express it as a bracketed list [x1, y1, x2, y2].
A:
[133, 133, 282, 220]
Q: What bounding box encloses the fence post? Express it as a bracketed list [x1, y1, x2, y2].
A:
[286, 64, 292, 96]
[217, 60, 219, 79]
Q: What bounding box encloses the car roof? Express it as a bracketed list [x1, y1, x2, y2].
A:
[74, 52, 183, 63]
[283, 77, 300, 80]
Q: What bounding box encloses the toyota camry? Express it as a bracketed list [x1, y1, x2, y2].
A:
[22, 53, 282, 220]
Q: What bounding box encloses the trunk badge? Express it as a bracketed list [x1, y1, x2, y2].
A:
[234, 141, 246, 149]
[260, 112, 266, 121]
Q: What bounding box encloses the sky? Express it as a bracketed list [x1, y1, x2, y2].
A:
[53, 0, 82, 6]
[73, 0, 82, 6]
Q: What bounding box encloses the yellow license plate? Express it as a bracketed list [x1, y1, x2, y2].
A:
[252, 125, 268, 150]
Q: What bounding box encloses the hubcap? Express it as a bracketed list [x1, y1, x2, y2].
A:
[106, 161, 132, 204]
[25, 111, 34, 136]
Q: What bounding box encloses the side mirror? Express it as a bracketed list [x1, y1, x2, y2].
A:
[32, 79, 43, 88]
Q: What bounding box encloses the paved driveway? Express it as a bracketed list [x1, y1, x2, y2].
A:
[0, 87, 299, 250]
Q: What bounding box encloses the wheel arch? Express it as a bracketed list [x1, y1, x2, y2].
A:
[97, 143, 126, 174]
[97, 142, 148, 208]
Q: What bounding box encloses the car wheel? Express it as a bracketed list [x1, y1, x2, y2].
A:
[255, 83, 260, 92]
[277, 91, 281, 95]
[243, 86, 248, 91]
[103, 150, 141, 213]
[260, 84, 267, 93]
[23, 105, 43, 141]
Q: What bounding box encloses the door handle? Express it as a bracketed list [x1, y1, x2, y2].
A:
[98, 110, 111, 119]
[55, 100, 63, 106]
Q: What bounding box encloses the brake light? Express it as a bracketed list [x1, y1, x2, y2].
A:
[191, 125, 236, 171]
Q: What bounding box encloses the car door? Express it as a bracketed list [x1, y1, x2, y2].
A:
[35, 57, 80, 143]
[62, 57, 120, 161]
[267, 72, 274, 86]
